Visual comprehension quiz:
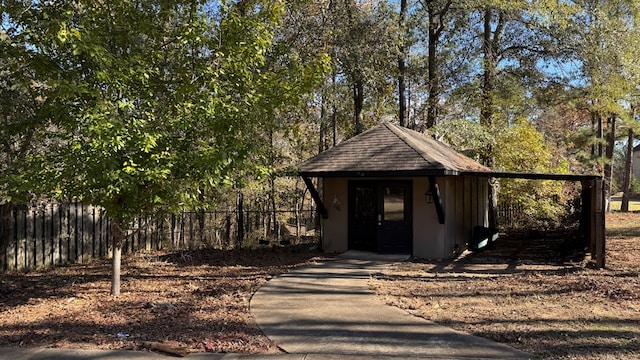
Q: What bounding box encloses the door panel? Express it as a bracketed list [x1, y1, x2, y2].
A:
[378, 182, 412, 254]
[348, 182, 378, 251]
[348, 181, 412, 254]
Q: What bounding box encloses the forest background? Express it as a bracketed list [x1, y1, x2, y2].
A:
[2, 0, 640, 294]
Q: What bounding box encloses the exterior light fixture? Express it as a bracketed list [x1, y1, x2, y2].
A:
[425, 191, 433, 204]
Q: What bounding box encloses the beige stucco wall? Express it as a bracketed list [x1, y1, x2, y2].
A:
[320, 176, 489, 259]
[321, 177, 349, 252]
[412, 178, 446, 258]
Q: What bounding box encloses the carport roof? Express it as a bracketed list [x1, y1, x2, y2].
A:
[298, 122, 492, 177]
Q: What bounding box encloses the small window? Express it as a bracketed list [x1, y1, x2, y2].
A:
[384, 186, 404, 221]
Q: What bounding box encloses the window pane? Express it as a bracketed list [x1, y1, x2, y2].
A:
[384, 186, 404, 221]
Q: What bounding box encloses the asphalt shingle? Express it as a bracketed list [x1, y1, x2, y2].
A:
[298, 122, 492, 176]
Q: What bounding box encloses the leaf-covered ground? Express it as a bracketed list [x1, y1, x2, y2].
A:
[0, 247, 327, 354]
[370, 212, 640, 359]
[2, 215, 639, 358]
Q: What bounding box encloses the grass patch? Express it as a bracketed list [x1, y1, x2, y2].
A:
[609, 199, 640, 212]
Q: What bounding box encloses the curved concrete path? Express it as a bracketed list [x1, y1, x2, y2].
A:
[251, 252, 531, 359]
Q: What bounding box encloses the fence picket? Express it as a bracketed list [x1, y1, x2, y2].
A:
[1, 202, 318, 272]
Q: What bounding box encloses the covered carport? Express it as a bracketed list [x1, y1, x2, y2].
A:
[482, 172, 605, 268]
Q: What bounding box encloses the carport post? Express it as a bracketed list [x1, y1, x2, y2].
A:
[579, 180, 592, 250]
[592, 178, 606, 268]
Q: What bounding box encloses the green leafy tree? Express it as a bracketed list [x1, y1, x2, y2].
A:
[3, 0, 325, 295]
[553, 0, 640, 208]
[495, 118, 570, 227]
[427, 118, 492, 160]
[1, 1, 78, 261]
[328, 0, 398, 135]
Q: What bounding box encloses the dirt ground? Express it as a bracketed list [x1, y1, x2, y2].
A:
[370, 212, 640, 359]
[0, 246, 327, 354]
[1, 215, 639, 358]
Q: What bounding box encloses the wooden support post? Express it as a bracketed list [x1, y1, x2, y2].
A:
[594, 178, 606, 268]
[428, 176, 445, 224]
[302, 176, 328, 219]
[580, 180, 592, 252]
[587, 179, 606, 268]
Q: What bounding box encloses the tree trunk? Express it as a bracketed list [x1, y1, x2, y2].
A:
[590, 112, 598, 157]
[332, 104, 338, 146]
[197, 191, 205, 244]
[480, 8, 495, 130]
[597, 113, 604, 158]
[398, 60, 407, 127]
[622, 127, 634, 212]
[488, 179, 499, 229]
[425, 0, 451, 128]
[110, 216, 125, 296]
[332, 71, 338, 146]
[318, 88, 327, 154]
[398, 0, 407, 127]
[480, 8, 500, 229]
[353, 80, 364, 135]
[603, 115, 616, 212]
[318, 117, 325, 154]
[270, 177, 277, 240]
[426, 1, 438, 129]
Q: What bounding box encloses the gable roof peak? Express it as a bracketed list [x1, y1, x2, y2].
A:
[298, 121, 491, 177]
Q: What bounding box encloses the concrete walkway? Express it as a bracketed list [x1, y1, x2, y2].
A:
[250, 252, 532, 359]
[0, 347, 411, 360]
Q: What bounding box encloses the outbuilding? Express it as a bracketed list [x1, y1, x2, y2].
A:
[298, 122, 605, 264]
[298, 122, 495, 258]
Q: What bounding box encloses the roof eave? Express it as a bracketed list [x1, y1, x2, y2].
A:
[299, 170, 601, 182]
[461, 171, 602, 181]
[298, 169, 460, 178]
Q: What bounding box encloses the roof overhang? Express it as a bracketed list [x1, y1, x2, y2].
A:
[479, 172, 602, 182]
[299, 169, 467, 178]
[299, 169, 601, 182]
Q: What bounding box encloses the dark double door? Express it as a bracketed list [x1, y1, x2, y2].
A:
[348, 181, 412, 254]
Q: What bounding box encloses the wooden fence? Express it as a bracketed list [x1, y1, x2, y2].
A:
[496, 203, 526, 229]
[0, 202, 318, 272]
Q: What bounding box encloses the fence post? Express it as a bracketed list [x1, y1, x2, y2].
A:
[74, 201, 79, 263]
[0, 203, 13, 272]
[236, 192, 244, 249]
[170, 214, 175, 249]
[32, 209, 37, 269]
[41, 206, 46, 267]
[179, 212, 184, 249]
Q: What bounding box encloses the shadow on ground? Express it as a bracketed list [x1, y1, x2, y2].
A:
[371, 223, 640, 359]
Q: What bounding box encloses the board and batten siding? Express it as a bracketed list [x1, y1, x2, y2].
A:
[413, 176, 489, 258]
[444, 176, 489, 257]
[633, 149, 640, 181]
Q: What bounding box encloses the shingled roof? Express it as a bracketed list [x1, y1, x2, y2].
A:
[298, 122, 493, 177]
